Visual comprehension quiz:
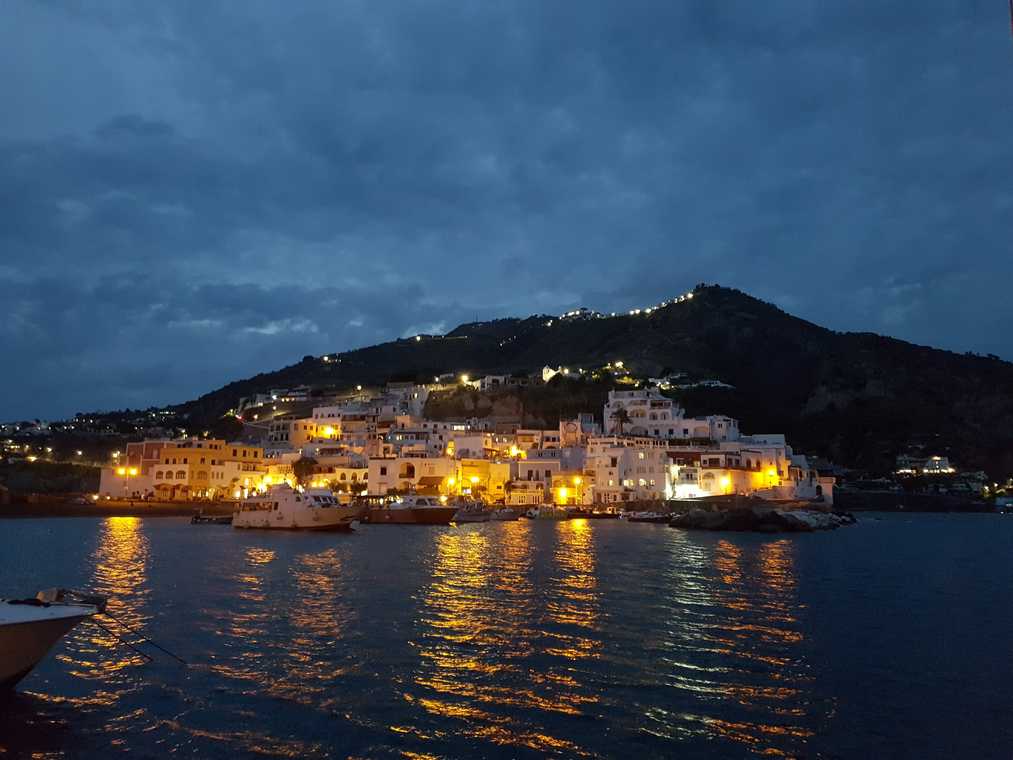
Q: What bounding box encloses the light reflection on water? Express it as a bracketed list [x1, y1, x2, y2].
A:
[12, 517, 995, 757]
[649, 534, 813, 757]
[406, 520, 599, 757]
[58, 517, 152, 685]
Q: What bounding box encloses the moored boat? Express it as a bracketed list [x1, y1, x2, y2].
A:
[623, 511, 670, 524]
[233, 484, 362, 531]
[365, 494, 458, 525]
[524, 504, 569, 520]
[490, 507, 520, 521]
[569, 509, 620, 520]
[191, 510, 232, 525]
[452, 499, 491, 523]
[1, 589, 106, 689]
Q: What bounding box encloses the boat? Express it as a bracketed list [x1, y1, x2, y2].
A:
[524, 505, 569, 520]
[233, 484, 363, 531]
[1, 589, 106, 689]
[623, 511, 670, 524]
[365, 494, 458, 525]
[191, 510, 232, 525]
[569, 509, 620, 520]
[490, 507, 520, 521]
[452, 499, 491, 523]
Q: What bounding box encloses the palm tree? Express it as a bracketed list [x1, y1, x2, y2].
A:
[611, 407, 631, 436]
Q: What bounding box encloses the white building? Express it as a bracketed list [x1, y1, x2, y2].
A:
[604, 389, 684, 438]
[586, 436, 671, 504]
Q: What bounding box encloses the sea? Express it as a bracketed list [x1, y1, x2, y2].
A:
[1, 513, 1011, 759]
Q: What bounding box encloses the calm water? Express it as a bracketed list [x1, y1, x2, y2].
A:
[1, 514, 1011, 758]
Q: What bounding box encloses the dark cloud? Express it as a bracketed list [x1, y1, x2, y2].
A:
[1, 0, 1011, 418]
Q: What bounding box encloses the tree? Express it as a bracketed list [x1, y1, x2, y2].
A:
[611, 407, 631, 436]
[207, 415, 244, 441]
[292, 456, 318, 486]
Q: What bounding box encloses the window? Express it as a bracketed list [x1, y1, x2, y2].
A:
[380, 466, 387, 476]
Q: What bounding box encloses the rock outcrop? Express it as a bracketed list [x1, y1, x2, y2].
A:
[669, 506, 856, 533]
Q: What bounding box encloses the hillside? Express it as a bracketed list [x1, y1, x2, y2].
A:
[177, 285, 1013, 477]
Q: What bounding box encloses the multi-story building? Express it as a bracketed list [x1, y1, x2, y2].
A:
[99, 438, 266, 500]
[586, 436, 671, 504]
[604, 389, 684, 438]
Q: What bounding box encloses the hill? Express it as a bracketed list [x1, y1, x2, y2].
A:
[176, 285, 1013, 477]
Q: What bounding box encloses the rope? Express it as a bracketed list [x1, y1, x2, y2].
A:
[101, 611, 188, 666]
[88, 618, 153, 663]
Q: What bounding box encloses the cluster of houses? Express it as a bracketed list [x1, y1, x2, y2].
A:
[98, 382, 835, 507]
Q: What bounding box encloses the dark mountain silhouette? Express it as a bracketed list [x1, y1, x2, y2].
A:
[177, 285, 1013, 477]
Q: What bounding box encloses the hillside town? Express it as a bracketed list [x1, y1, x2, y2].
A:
[94, 378, 835, 508]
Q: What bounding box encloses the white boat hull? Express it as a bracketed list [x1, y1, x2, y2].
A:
[0, 609, 91, 689]
[233, 505, 361, 530]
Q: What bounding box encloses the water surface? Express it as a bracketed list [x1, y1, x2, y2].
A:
[1, 514, 1011, 758]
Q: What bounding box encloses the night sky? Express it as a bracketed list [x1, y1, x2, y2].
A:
[2, 2, 1011, 420]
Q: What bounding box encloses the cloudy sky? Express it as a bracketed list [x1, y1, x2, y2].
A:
[2, 1, 1011, 420]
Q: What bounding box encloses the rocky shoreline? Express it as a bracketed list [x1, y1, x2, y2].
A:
[669, 505, 857, 533]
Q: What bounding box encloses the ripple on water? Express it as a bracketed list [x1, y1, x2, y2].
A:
[6, 515, 1006, 758]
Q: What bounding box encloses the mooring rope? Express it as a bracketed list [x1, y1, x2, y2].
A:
[100, 611, 188, 666]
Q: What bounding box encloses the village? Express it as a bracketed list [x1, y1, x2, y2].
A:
[95, 375, 836, 510]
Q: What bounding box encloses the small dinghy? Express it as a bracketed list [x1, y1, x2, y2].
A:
[452, 499, 492, 523]
[490, 508, 520, 521]
[191, 510, 233, 525]
[0, 589, 106, 689]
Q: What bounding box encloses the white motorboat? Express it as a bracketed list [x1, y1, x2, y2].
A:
[1, 589, 106, 689]
[234, 484, 363, 531]
[490, 507, 520, 521]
